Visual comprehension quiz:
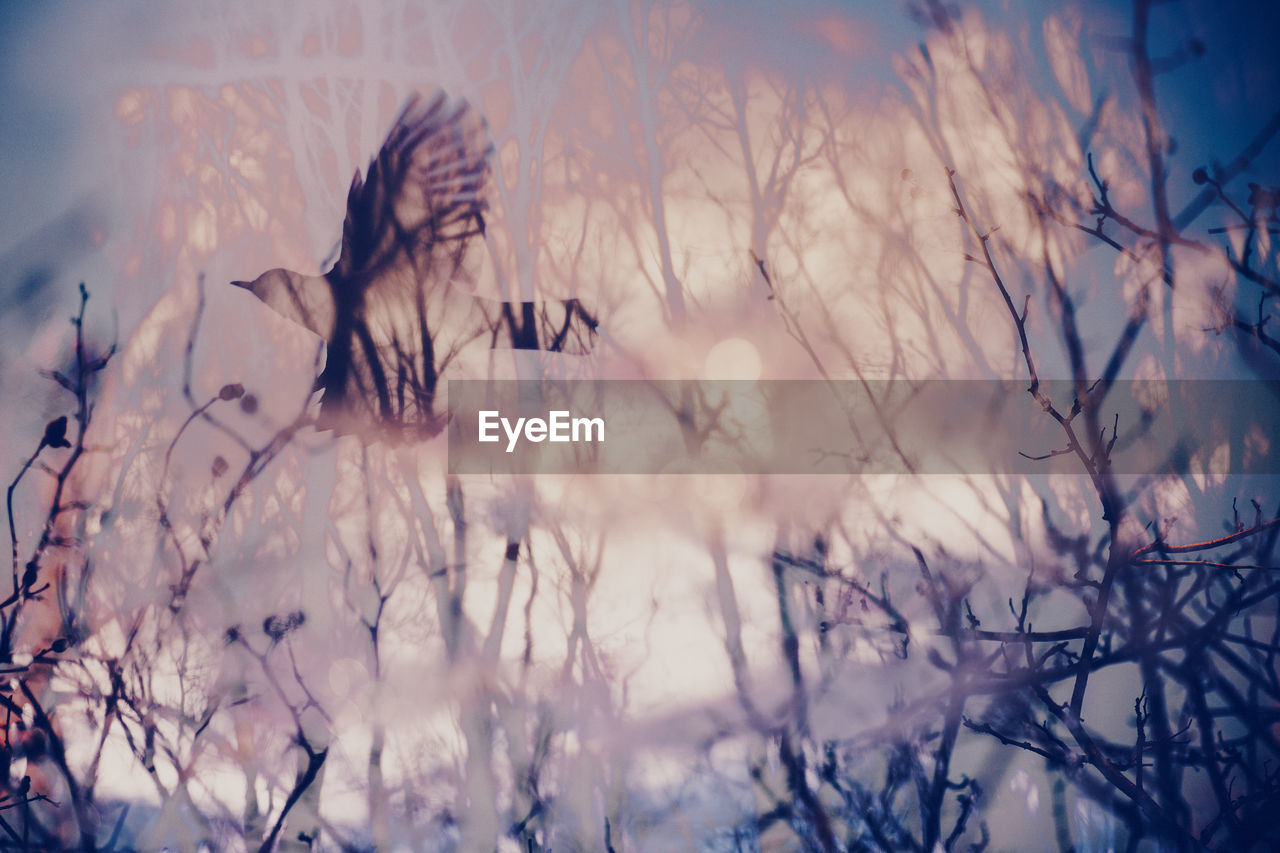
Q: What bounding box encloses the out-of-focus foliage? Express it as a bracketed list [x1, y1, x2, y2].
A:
[1, 0, 1278, 850]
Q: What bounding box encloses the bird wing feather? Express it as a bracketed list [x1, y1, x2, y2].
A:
[238, 91, 599, 443]
[321, 92, 494, 439]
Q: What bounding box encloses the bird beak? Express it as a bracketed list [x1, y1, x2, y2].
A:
[230, 280, 251, 290]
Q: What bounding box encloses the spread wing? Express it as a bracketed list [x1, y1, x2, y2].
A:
[236, 91, 600, 443]
[319, 91, 495, 440]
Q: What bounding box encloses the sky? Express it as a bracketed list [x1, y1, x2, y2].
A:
[0, 0, 1277, 846]
[1, 0, 1275, 341]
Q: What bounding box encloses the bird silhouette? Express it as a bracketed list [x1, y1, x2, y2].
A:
[233, 91, 597, 442]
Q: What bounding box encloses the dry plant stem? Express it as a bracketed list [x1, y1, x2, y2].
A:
[161, 277, 319, 611]
[5, 285, 112, 616]
[948, 170, 1128, 725]
[946, 163, 1222, 846]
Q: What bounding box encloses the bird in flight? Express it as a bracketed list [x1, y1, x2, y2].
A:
[233, 91, 597, 442]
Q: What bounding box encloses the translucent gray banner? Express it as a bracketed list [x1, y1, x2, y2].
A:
[446, 380, 1280, 475]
